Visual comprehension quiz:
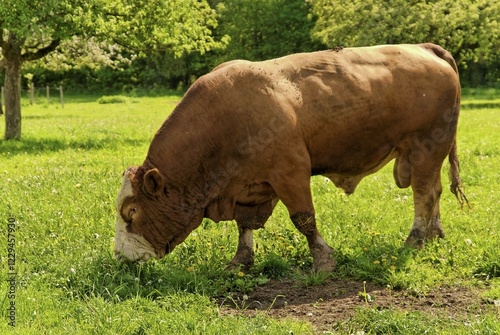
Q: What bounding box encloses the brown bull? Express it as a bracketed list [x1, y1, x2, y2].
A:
[114, 43, 467, 272]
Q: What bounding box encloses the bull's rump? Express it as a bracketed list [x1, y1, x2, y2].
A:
[208, 44, 460, 177]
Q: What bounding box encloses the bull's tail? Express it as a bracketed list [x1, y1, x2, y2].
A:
[449, 139, 469, 208]
[424, 43, 469, 208]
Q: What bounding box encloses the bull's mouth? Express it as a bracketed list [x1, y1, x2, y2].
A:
[153, 239, 175, 258]
[153, 214, 204, 260]
[164, 244, 171, 256]
[163, 239, 177, 256]
[114, 248, 158, 263]
[160, 219, 201, 257]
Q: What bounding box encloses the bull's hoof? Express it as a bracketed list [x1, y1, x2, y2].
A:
[313, 256, 336, 273]
[405, 228, 444, 249]
[225, 261, 253, 273]
[312, 248, 336, 273]
[405, 233, 425, 249]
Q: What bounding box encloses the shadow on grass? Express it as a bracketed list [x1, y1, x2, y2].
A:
[0, 137, 144, 155]
[22, 114, 78, 120]
[58, 254, 227, 303]
[57, 240, 417, 307]
[333, 243, 417, 285]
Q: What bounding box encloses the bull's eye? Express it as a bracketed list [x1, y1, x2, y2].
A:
[128, 207, 137, 220]
[121, 200, 138, 226]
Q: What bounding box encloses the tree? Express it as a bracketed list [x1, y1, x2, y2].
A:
[101, 0, 225, 57]
[0, 0, 95, 140]
[30, 36, 135, 73]
[211, 0, 322, 63]
[309, 0, 500, 85]
[98, 0, 228, 89]
[0, 0, 224, 140]
[20, 36, 139, 93]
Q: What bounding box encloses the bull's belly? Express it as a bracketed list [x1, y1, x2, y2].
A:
[310, 140, 395, 173]
[311, 145, 397, 194]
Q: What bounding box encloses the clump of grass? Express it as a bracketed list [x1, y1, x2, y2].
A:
[473, 247, 500, 280]
[97, 95, 132, 104]
[300, 271, 331, 287]
[256, 253, 291, 279]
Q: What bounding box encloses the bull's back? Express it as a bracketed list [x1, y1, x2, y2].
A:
[196, 44, 459, 177]
[283, 44, 460, 175]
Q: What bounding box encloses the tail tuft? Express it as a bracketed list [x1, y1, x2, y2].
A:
[449, 140, 470, 208]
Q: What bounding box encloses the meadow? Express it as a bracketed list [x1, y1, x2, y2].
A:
[0, 88, 499, 334]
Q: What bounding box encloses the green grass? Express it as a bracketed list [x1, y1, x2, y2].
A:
[336, 308, 500, 334]
[1, 90, 499, 333]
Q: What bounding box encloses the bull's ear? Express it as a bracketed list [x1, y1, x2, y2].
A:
[143, 168, 164, 196]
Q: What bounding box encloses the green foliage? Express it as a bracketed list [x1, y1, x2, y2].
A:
[212, 0, 322, 62]
[9, 0, 500, 93]
[99, 0, 227, 57]
[310, 0, 500, 86]
[0, 0, 95, 39]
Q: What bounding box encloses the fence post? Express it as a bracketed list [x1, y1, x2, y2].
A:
[0, 86, 3, 115]
[59, 86, 64, 108]
[47, 85, 50, 104]
[30, 82, 35, 105]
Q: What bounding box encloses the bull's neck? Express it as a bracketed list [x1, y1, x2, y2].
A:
[142, 105, 214, 206]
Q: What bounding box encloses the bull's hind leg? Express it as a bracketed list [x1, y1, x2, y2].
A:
[406, 163, 445, 248]
[227, 200, 277, 272]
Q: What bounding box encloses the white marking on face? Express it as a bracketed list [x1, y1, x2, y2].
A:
[114, 171, 158, 262]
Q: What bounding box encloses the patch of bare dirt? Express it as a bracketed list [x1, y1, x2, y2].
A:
[217, 278, 495, 333]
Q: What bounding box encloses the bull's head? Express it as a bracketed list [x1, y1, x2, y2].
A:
[114, 166, 201, 262]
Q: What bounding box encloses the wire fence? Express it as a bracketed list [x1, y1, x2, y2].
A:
[0, 84, 65, 109]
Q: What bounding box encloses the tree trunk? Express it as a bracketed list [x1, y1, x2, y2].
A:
[4, 57, 22, 140]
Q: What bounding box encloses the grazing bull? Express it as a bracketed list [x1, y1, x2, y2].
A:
[114, 43, 467, 272]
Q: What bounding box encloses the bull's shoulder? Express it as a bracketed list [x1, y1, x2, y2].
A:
[186, 60, 261, 94]
[199, 59, 282, 91]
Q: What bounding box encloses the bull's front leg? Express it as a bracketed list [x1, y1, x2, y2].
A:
[227, 226, 254, 272]
[227, 200, 277, 272]
[291, 212, 336, 272]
